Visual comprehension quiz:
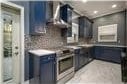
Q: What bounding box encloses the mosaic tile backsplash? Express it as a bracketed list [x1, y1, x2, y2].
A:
[25, 26, 67, 50]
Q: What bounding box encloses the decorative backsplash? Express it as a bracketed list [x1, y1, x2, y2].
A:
[25, 26, 67, 50]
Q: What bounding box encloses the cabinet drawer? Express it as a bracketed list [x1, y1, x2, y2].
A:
[40, 54, 56, 63]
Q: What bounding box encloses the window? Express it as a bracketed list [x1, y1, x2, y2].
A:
[98, 24, 117, 42]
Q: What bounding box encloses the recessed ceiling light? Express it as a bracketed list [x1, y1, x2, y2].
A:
[94, 11, 98, 14]
[82, 0, 87, 3]
[112, 4, 117, 8]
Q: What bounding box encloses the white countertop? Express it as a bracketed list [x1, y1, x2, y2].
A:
[78, 44, 94, 47]
[67, 44, 127, 48]
[29, 49, 55, 56]
[65, 46, 81, 49]
[93, 44, 127, 48]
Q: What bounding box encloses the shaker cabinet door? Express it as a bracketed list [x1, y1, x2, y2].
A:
[29, 1, 47, 35]
[79, 17, 92, 38]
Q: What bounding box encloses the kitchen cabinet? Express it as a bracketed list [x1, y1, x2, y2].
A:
[94, 46, 122, 63]
[40, 54, 56, 84]
[74, 49, 80, 71]
[75, 47, 93, 71]
[29, 1, 53, 35]
[29, 53, 56, 84]
[80, 47, 93, 66]
[79, 16, 93, 38]
[29, 52, 34, 80]
[60, 4, 73, 24]
[60, 4, 73, 37]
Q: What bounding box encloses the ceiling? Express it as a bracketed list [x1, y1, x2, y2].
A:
[66, 1, 126, 19]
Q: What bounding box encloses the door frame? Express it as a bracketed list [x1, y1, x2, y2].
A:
[0, 1, 24, 84]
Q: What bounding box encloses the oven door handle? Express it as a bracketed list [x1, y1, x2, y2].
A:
[58, 54, 74, 60]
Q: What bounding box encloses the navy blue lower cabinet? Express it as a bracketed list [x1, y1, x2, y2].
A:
[94, 46, 122, 64]
[29, 53, 56, 84]
[79, 54, 85, 68]
[74, 49, 80, 71]
[29, 53, 34, 80]
[74, 48, 84, 71]
[40, 54, 56, 84]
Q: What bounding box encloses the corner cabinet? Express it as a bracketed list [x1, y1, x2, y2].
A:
[79, 16, 93, 38]
[29, 1, 53, 35]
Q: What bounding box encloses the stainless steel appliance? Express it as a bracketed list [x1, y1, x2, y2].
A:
[48, 47, 75, 84]
[47, 2, 70, 28]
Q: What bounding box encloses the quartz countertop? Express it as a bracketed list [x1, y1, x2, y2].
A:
[93, 44, 127, 48]
[29, 49, 55, 56]
[67, 44, 127, 48]
[65, 46, 81, 49]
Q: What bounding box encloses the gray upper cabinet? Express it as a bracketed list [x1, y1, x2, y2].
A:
[79, 16, 93, 38]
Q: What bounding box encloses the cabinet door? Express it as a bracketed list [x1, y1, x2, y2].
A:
[60, 5, 68, 22]
[79, 18, 85, 37]
[67, 8, 72, 37]
[67, 27, 72, 37]
[106, 47, 121, 63]
[40, 55, 56, 84]
[84, 18, 88, 37]
[29, 1, 46, 34]
[87, 20, 92, 38]
[79, 17, 92, 38]
[89, 21, 93, 38]
[94, 46, 104, 59]
[75, 54, 79, 71]
[84, 19, 92, 38]
[60, 4, 72, 23]
[79, 54, 84, 68]
[29, 54, 34, 79]
[46, 1, 53, 21]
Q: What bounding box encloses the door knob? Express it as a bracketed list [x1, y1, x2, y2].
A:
[15, 46, 18, 49]
[14, 52, 19, 55]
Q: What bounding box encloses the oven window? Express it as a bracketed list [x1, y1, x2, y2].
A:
[59, 56, 73, 74]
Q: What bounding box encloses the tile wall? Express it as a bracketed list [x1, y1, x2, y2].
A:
[25, 26, 67, 50]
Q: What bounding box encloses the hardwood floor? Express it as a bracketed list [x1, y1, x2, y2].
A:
[66, 60, 123, 84]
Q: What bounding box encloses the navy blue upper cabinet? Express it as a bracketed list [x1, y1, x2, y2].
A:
[29, 1, 52, 35]
[79, 16, 93, 38]
[60, 4, 73, 37]
[60, 4, 73, 23]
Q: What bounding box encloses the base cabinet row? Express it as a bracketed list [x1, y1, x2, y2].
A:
[94, 46, 123, 64]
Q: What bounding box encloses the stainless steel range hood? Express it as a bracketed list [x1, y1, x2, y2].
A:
[47, 2, 70, 28]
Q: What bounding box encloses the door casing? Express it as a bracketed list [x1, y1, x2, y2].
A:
[0, 1, 24, 84]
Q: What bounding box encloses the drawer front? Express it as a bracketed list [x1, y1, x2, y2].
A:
[40, 54, 56, 63]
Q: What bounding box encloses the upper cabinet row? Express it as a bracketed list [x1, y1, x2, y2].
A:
[29, 1, 73, 35]
[12, 1, 93, 37]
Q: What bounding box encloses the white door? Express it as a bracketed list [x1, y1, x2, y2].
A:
[1, 6, 21, 84]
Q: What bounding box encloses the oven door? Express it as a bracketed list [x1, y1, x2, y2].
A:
[57, 54, 74, 80]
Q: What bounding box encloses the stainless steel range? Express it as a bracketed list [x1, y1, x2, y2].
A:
[48, 47, 75, 84]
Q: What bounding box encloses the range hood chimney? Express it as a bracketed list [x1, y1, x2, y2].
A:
[47, 2, 70, 28]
